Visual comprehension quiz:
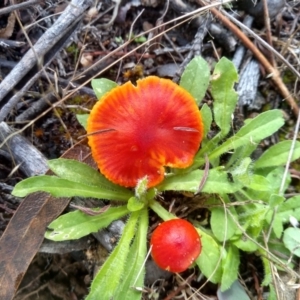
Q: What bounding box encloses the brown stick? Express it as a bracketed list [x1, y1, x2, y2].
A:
[196, 0, 299, 117]
[262, 0, 276, 66]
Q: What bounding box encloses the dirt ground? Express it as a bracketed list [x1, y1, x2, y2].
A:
[0, 0, 300, 299]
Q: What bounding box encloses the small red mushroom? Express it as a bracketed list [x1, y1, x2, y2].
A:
[87, 76, 203, 188]
[150, 219, 201, 273]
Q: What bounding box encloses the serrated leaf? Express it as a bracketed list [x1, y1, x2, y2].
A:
[91, 78, 118, 99]
[76, 114, 88, 129]
[220, 245, 240, 291]
[158, 169, 242, 194]
[196, 229, 222, 283]
[211, 57, 238, 137]
[209, 110, 285, 161]
[254, 140, 300, 169]
[114, 209, 148, 300]
[86, 212, 139, 300]
[236, 203, 268, 236]
[283, 227, 300, 257]
[45, 206, 129, 241]
[12, 175, 132, 201]
[48, 159, 130, 195]
[180, 56, 210, 105]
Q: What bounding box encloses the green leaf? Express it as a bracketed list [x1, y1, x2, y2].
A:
[114, 209, 148, 300]
[158, 168, 242, 194]
[226, 143, 258, 168]
[269, 194, 285, 208]
[236, 203, 268, 237]
[254, 140, 300, 169]
[196, 229, 222, 283]
[278, 195, 300, 215]
[87, 212, 139, 300]
[127, 196, 145, 212]
[260, 252, 272, 286]
[283, 227, 300, 257]
[209, 110, 285, 161]
[211, 57, 238, 137]
[210, 195, 239, 242]
[76, 114, 88, 129]
[238, 174, 271, 192]
[211, 207, 237, 241]
[267, 285, 276, 300]
[270, 215, 284, 238]
[233, 238, 258, 252]
[248, 167, 291, 204]
[48, 159, 131, 195]
[180, 56, 210, 105]
[230, 157, 252, 177]
[220, 245, 240, 291]
[265, 195, 286, 238]
[45, 206, 129, 241]
[230, 158, 272, 191]
[266, 166, 291, 194]
[200, 103, 212, 139]
[91, 78, 118, 100]
[12, 175, 132, 201]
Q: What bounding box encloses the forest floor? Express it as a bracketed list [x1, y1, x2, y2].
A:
[0, 0, 300, 299]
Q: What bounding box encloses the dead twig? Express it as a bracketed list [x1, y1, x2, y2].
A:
[0, 122, 48, 176]
[0, 0, 40, 16]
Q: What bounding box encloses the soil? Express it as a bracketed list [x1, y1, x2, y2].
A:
[0, 0, 300, 299]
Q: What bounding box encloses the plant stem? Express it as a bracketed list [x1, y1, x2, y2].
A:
[149, 200, 176, 221]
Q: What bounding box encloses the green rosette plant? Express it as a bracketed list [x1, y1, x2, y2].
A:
[12, 56, 300, 300]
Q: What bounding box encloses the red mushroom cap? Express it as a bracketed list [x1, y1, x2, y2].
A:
[150, 219, 201, 273]
[87, 76, 203, 188]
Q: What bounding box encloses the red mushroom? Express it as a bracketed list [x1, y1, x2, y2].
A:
[150, 219, 201, 273]
[87, 76, 203, 188]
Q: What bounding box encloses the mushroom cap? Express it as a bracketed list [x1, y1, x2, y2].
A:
[150, 219, 202, 273]
[87, 76, 203, 188]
